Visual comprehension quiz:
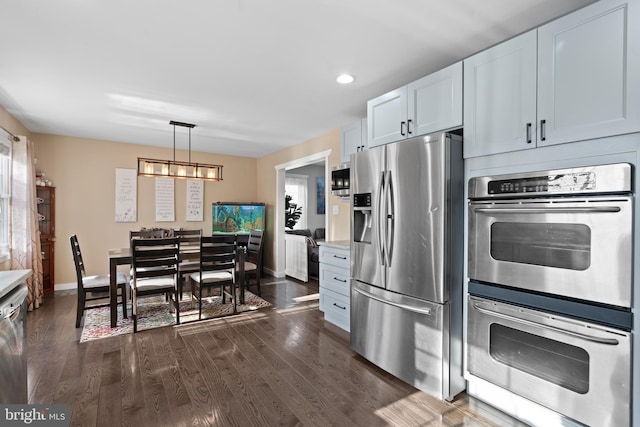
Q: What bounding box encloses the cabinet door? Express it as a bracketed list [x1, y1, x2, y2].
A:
[41, 242, 54, 293]
[340, 119, 366, 164]
[537, 0, 640, 147]
[463, 30, 537, 158]
[367, 86, 408, 148]
[408, 61, 463, 137]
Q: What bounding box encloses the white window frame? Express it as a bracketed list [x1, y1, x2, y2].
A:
[0, 139, 11, 261]
[285, 174, 308, 230]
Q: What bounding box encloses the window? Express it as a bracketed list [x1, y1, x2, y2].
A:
[285, 174, 308, 230]
[0, 140, 11, 256]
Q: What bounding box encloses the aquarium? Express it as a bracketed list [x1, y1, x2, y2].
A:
[212, 203, 265, 233]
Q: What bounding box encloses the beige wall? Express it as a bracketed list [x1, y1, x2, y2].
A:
[33, 133, 257, 285]
[256, 129, 351, 272]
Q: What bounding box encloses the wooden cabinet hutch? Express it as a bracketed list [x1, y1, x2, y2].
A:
[36, 186, 55, 293]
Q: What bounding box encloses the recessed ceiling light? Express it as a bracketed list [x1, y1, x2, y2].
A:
[336, 74, 356, 84]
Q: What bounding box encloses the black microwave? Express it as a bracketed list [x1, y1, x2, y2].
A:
[331, 164, 350, 196]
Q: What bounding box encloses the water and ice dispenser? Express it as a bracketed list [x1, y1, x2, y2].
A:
[353, 193, 372, 243]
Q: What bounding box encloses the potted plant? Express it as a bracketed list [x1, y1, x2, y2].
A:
[285, 194, 302, 229]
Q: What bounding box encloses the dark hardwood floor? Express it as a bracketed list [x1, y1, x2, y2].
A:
[27, 277, 521, 426]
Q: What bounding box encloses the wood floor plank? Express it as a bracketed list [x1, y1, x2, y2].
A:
[27, 277, 515, 427]
[204, 324, 301, 426]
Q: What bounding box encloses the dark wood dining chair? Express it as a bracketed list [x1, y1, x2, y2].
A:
[174, 229, 202, 299]
[243, 230, 264, 296]
[130, 237, 180, 332]
[190, 234, 237, 320]
[70, 234, 128, 328]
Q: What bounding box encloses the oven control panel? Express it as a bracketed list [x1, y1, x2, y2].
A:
[488, 172, 595, 195]
[469, 163, 632, 199]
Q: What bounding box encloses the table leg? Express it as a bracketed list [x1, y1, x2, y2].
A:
[110, 258, 118, 327]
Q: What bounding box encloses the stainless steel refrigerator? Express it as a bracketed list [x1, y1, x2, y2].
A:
[350, 131, 465, 401]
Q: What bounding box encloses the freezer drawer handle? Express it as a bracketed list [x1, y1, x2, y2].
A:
[473, 302, 620, 345]
[333, 302, 346, 310]
[354, 286, 432, 315]
[472, 206, 621, 214]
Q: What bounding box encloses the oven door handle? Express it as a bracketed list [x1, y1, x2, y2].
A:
[472, 206, 621, 214]
[473, 302, 621, 345]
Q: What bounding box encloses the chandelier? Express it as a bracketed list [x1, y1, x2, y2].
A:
[137, 121, 223, 181]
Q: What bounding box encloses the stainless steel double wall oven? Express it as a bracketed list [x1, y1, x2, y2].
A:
[467, 163, 633, 427]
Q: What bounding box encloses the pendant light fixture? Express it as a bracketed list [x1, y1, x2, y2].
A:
[137, 120, 223, 181]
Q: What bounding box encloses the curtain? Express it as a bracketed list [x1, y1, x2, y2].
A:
[10, 136, 43, 311]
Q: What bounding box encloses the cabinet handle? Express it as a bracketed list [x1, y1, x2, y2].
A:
[540, 119, 546, 141]
[333, 302, 347, 310]
[526, 123, 532, 144]
[333, 255, 347, 260]
[333, 277, 347, 283]
[400, 121, 406, 136]
[407, 119, 413, 135]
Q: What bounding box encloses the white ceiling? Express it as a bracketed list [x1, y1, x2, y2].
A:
[0, 0, 596, 158]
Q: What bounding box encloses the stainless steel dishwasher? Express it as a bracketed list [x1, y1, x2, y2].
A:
[0, 282, 28, 403]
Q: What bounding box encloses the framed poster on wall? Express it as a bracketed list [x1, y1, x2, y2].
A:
[115, 168, 137, 222]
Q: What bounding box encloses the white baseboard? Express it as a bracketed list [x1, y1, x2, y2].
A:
[55, 282, 76, 292]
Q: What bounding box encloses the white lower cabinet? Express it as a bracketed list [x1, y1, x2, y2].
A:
[319, 245, 350, 332]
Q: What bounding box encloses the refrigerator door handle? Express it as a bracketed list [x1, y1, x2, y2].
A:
[376, 171, 386, 266]
[353, 285, 432, 315]
[385, 170, 394, 267]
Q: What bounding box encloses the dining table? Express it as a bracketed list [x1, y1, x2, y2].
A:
[108, 246, 246, 328]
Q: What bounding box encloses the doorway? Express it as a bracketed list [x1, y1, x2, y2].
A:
[274, 149, 331, 277]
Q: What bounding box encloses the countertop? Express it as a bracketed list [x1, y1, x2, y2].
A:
[319, 240, 350, 250]
[0, 269, 32, 301]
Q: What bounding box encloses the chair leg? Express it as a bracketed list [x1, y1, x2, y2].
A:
[76, 290, 85, 328]
[121, 284, 128, 319]
[198, 286, 203, 320]
[255, 275, 261, 296]
[231, 284, 237, 314]
[174, 291, 180, 325]
[132, 289, 138, 333]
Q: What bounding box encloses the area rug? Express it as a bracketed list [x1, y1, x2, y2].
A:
[80, 290, 271, 343]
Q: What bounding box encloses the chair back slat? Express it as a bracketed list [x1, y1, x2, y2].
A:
[175, 229, 202, 252]
[199, 235, 237, 274]
[246, 230, 264, 264]
[130, 229, 167, 240]
[131, 237, 180, 280]
[69, 235, 86, 286]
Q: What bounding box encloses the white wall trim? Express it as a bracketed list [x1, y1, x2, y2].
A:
[55, 282, 76, 292]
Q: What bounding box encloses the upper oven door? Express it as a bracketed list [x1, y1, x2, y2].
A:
[468, 196, 633, 308]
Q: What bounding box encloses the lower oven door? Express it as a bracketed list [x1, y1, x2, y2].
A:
[468, 196, 632, 308]
[467, 295, 631, 427]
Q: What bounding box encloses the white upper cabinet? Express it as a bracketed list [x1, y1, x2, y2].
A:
[368, 86, 408, 147]
[537, 0, 640, 147]
[368, 62, 462, 148]
[407, 62, 463, 138]
[464, 0, 640, 158]
[340, 118, 367, 164]
[463, 31, 537, 158]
